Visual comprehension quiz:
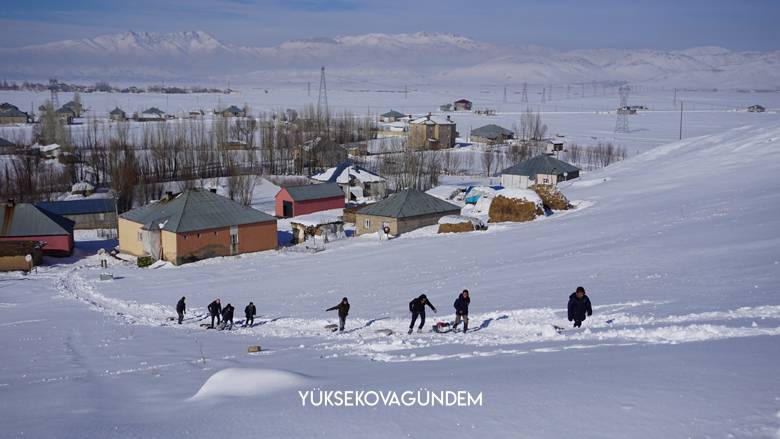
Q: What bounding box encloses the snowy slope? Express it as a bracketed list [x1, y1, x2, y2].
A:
[1, 123, 779, 437]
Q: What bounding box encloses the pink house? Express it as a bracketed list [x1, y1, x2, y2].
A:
[275, 184, 345, 218]
[0, 201, 75, 256]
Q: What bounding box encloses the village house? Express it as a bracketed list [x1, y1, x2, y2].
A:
[294, 137, 349, 172]
[341, 140, 369, 156]
[0, 137, 16, 155]
[36, 198, 117, 230]
[500, 154, 580, 189]
[56, 106, 76, 124]
[355, 189, 461, 236]
[0, 200, 75, 256]
[471, 124, 515, 144]
[380, 110, 406, 123]
[118, 189, 277, 265]
[275, 183, 345, 218]
[408, 114, 457, 150]
[0, 103, 30, 125]
[454, 99, 473, 111]
[310, 161, 387, 202]
[218, 105, 246, 117]
[109, 107, 126, 121]
[135, 107, 166, 122]
[60, 100, 83, 118]
[0, 241, 43, 272]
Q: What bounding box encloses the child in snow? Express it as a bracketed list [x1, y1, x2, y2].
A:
[176, 296, 186, 324]
[221, 303, 235, 330]
[244, 302, 256, 327]
[207, 298, 222, 328]
[567, 286, 593, 328]
[452, 290, 470, 333]
[408, 294, 436, 334]
[326, 297, 350, 332]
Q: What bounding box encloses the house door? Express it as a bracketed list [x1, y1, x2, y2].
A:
[283, 201, 293, 218]
[230, 226, 239, 255]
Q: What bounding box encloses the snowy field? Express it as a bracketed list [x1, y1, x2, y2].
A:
[1, 86, 778, 156]
[1, 119, 779, 437]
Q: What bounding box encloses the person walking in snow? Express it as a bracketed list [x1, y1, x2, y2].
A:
[452, 290, 470, 333]
[176, 296, 186, 324]
[244, 302, 256, 327]
[326, 297, 350, 332]
[568, 286, 593, 328]
[221, 303, 235, 330]
[408, 294, 436, 334]
[207, 298, 222, 329]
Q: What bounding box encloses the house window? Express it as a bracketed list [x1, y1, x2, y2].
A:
[230, 234, 238, 245]
[197, 233, 201, 238]
[364, 219, 371, 229]
[137, 231, 142, 241]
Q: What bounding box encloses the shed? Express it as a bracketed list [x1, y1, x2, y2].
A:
[118, 189, 277, 265]
[36, 198, 117, 230]
[0, 241, 43, 272]
[501, 154, 580, 188]
[289, 211, 345, 245]
[0, 201, 75, 256]
[275, 183, 345, 218]
[109, 107, 126, 121]
[355, 189, 461, 236]
[380, 110, 406, 123]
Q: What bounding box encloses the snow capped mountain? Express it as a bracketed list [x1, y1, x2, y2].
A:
[0, 30, 777, 88]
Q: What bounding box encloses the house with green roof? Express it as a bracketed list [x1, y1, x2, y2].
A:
[118, 189, 277, 265]
[500, 154, 580, 189]
[0, 201, 74, 256]
[355, 189, 460, 236]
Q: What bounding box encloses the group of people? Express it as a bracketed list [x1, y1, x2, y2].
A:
[175, 297, 256, 330]
[175, 286, 593, 333]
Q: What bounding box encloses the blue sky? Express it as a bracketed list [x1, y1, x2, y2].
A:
[1, 0, 777, 50]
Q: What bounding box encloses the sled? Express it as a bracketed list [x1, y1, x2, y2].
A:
[324, 324, 339, 332]
[553, 325, 566, 334]
[374, 329, 394, 336]
[432, 322, 453, 333]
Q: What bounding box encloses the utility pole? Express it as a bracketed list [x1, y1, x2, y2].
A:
[317, 66, 329, 133]
[541, 88, 546, 103]
[521, 83, 528, 103]
[404, 84, 408, 100]
[673, 88, 677, 109]
[503, 86, 507, 103]
[679, 101, 684, 140]
[307, 82, 311, 97]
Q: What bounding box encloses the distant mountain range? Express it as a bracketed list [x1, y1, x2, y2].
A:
[1, 31, 778, 88]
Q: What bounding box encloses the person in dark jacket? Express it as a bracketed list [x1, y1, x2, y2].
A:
[207, 298, 222, 329]
[452, 290, 470, 333]
[408, 294, 436, 334]
[176, 296, 186, 324]
[568, 286, 592, 328]
[326, 297, 350, 331]
[221, 303, 235, 330]
[244, 302, 256, 327]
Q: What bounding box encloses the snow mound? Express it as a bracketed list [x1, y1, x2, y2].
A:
[190, 368, 308, 401]
[494, 188, 543, 207]
[438, 215, 483, 226]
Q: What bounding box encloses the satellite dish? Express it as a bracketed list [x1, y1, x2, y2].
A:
[25, 254, 32, 263]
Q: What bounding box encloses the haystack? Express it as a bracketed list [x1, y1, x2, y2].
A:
[488, 195, 542, 223]
[437, 215, 486, 233]
[530, 184, 571, 210]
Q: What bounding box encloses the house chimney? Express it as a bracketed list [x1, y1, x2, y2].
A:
[427, 112, 431, 120]
[446, 115, 451, 122]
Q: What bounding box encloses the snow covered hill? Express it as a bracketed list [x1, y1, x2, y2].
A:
[2, 30, 778, 87]
[1, 122, 778, 437]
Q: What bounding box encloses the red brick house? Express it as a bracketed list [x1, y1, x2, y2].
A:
[275, 183, 344, 218]
[0, 201, 75, 256]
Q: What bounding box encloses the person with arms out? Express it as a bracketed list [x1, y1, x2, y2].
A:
[326, 297, 350, 332]
[408, 294, 436, 334]
[452, 290, 470, 333]
[244, 302, 256, 327]
[568, 286, 592, 328]
[176, 296, 186, 324]
[207, 298, 222, 329]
